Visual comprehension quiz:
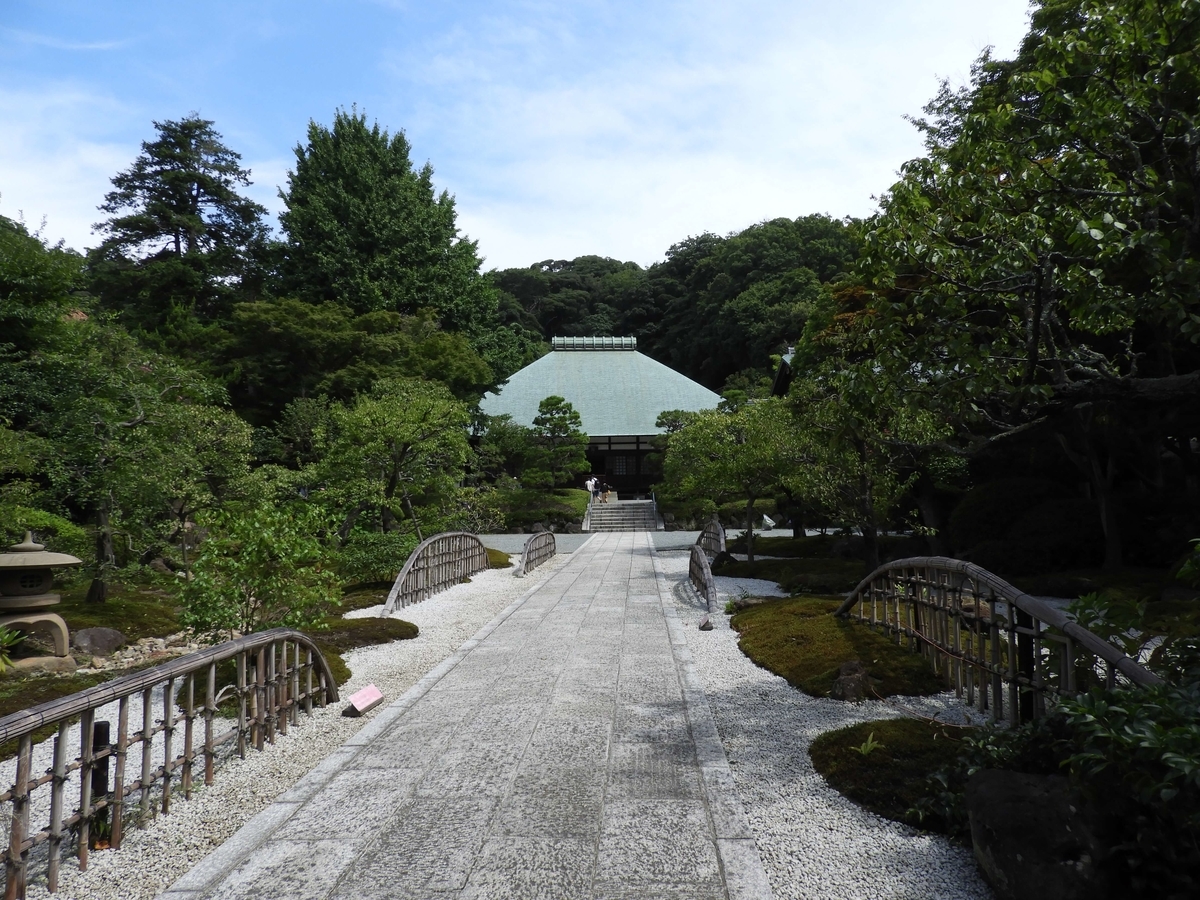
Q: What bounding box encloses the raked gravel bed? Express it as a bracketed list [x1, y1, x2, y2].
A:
[23, 554, 572, 900]
[656, 548, 994, 900]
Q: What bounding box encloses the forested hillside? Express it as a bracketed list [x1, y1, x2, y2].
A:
[491, 214, 859, 392]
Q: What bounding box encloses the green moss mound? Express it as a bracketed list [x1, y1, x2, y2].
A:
[313, 617, 418, 654]
[714, 556, 865, 594]
[340, 584, 391, 612]
[486, 547, 512, 568]
[810, 718, 969, 834]
[730, 597, 944, 698]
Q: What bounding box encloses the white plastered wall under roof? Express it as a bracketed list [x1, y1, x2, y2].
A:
[479, 337, 721, 438]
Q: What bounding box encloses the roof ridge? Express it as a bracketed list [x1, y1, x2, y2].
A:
[551, 336, 637, 351]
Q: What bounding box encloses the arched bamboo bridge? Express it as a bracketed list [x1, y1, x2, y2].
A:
[162, 532, 773, 900]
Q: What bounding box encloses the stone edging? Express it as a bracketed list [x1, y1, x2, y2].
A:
[650, 544, 775, 900]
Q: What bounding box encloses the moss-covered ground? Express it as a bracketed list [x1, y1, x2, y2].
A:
[486, 547, 512, 568]
[730, 596, 944, 698]
[53, 578, 183, 643]
[714, 556, 866, 595]
[809, 718, 969, 835]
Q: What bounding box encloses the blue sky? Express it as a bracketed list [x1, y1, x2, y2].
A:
[1, 1, 1031, 270]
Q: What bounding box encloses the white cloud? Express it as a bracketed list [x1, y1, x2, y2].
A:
[379, 0, 1032, 268]
[0, 85, 138, 251]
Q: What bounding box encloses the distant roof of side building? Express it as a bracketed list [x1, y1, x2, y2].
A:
[480, 337, 721, 436]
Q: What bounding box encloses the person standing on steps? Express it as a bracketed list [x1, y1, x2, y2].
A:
[586, 475, 599, 503]
[601, 480, 611, 503]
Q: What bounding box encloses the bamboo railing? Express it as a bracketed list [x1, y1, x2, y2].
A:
[696, 516, 726, 556]
[380, 532, 489, 615]
[689, 517, 725, 614]
[836, 557, 1163, 726]
[1, 629, 338, 898]
[689, 544, 718, 614]
[517, 532, 555, 576]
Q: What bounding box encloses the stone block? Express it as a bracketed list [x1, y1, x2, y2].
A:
[71, 626, 126, 657]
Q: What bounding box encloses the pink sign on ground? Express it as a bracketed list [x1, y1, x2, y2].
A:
[342, 683, 384, 717]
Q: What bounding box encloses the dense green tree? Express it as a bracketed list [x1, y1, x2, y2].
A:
[527, 396, 589, 488]
[860, 0, 1200, 569]
[215, 299, 493, 423]
[1, 216, 84, 354]
[661, 399, 806, 561]
[87, 116, 270, 342]
[279, 109, 497, 333]
[314, 378, 470, 542]
[473, 414, 537, 483]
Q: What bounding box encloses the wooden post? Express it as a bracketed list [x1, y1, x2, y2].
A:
[47, 725, 67, 892]
[111, 697, 129, 849]
[205, 662, 216, 785]
[140, 687, 153, 816]
[77, 709, 94, 871]
[6, 735, 33, 899]
[1015, 608, 1035, 723]
[183, 673, 195, 800]
[161, 677, 175, 814]
[255, 646, 266, 751]
[237, 651, 248, 759]
[305, 649, 314, 715]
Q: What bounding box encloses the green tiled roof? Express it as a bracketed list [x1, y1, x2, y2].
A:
[480, 340, 721, 436]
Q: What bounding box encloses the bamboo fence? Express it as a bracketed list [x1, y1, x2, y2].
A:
[380, 532, 489, 615]
[837, 557, 1162, 726]
[1, 629, 338, 898]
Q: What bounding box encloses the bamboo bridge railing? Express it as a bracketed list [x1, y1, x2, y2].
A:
[836, 557, 1163, 726]
[690, 517, 725, 613]
[380, 532, 489, 615]
[516, 532, 555, 576]
[1, 629, 338, 898]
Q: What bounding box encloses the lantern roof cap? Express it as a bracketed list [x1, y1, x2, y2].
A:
[0, 532, 83, 569]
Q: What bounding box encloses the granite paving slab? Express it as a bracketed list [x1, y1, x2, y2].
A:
[162, 532, 772, 900]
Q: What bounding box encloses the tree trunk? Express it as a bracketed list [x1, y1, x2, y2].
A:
[87, 506, 116, 604]
[862, 522, 880, 572]
[913, 473, 949, 556]
[402, 488, 423, 542]
[744, 497, 756, 564]
[338, 502, 370, 545]
[1056, 418, 1123, 571]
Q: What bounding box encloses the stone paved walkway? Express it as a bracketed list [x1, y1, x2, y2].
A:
[162, 533, 772, 900]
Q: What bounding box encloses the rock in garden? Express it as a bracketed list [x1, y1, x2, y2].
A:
[830, 660, 871, 701]
[698, 615, 713, 631]
[966, 769, 1108, 900]
[72, 626, 127, 657]
[11, 655, 77, 673]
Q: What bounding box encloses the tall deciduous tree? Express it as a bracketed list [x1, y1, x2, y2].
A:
[88, 116, 270, 340]
[861, 0, 1200, 570]
[279, 108, 498, 336]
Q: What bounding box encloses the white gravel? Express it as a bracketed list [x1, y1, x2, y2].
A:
[19, 555, 571, 900]
[657, 549, 993, 900]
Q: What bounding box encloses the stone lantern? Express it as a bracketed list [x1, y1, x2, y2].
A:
[0, 532, 81, 659]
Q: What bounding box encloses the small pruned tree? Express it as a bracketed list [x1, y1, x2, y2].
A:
[528, 396, 589, 488]
[182, 502, 340, 640]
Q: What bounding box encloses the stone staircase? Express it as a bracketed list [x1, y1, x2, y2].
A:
[585, 499, 660, 532]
